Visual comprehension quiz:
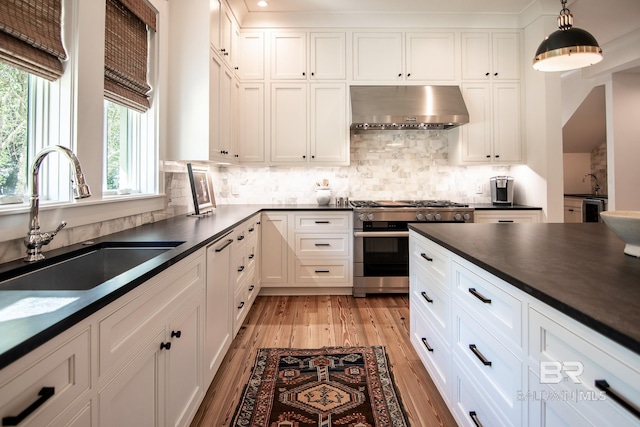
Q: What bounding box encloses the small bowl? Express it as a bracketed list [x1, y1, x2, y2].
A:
[600, 211, 640, 257]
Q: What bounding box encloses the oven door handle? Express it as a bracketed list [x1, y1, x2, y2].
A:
[353, 231, 410, 238]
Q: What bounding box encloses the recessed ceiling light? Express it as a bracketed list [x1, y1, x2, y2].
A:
[257, 1, 268, 7]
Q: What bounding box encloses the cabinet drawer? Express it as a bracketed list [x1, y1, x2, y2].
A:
[410, 233, 450, 286]
[411, 263, 450, 336]
[233, 286, 248, 335]
[529, 307, 640, 426]
[294, 213, 350, 231]
[453, 302, 522, 424]
[451, 359, 510, 427]
[98, 252, 205, 378]
[293, 259, 349, 283]
[0, 329, 90, 427]
[411, 305, 450, 397]
[294, 233, 349, 257]
[452, 260, 522, 349]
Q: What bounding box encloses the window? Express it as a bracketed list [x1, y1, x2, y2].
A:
[0, 62, 56, 204]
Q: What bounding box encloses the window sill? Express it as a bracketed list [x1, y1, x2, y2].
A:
[0, 194, 166, 243]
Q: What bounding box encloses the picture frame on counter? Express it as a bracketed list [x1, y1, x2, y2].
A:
[187, 163, 215, 216]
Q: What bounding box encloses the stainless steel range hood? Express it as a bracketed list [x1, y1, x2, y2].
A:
[350, 85, 469, 130]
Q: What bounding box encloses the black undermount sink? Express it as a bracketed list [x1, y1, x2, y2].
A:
[0, 241, 184, 291]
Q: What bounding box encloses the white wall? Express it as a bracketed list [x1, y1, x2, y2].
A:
[563, 153, 591, 194]
[608, 72, 640, 210]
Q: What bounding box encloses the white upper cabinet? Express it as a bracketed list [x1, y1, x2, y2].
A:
[209, 0, 221, 51]
[405, 32, 457, 80]
[353, 32, 403, 81]
[237, 32, 264, 80]
[219, 3, 235, 66]
[461, 32, 520, 80]
[238, 83, 265, 163]
[271, 83, 308, 162]
[310, 32, 346, 80]
[271, 32, 308, 79]
[310, 83, 348, 163]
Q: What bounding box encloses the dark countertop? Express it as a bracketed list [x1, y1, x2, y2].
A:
[472, 203, 542, 210]
[0, 204, 352, 370]
[409, 223, 640, 355]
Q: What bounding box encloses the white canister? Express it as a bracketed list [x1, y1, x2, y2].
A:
[316, 188, 331, 205]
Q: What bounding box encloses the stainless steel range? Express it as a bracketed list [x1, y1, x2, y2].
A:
[351, 200, 474, 297]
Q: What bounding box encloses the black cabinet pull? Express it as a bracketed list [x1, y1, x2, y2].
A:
[160, 342, 171, 350]
[237, 235, 245, 241]
[495, 154, 500, 158]
[485, 72, 490, 76]
[469, 288, 492, 304]
[248, 254, 255, 259]
[494, 72, 498, 76]
[171, 330, 182, 339]
[595, 380, 640, 419]
[238, 301, 245, 309]
[498, 220, 514, 223]
[421, 337, 434, 352]
[315, 221, 330, 224]
[315, 243, 331, 247]
[249, 285, 255, 291]
[421, 291, 433, 303]
[469, 344, 492, 366]
[238, 265, 245, 272]
[214, 239, 233, 252]
[420, 253, 433, 262]
[568, 209, 574, 212]
[256, 221, 261, 225]
[2, 387, 55, 426]
[248, 227, 255, 232]
[315, 269, 330, 273]
[469, 411, 484, 427]
[407, 73, 411, 77]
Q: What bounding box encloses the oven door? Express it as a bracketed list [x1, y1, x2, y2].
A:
[353, 230, 410, 296]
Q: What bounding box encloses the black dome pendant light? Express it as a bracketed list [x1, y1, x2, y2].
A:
[533, 0, 603, 72]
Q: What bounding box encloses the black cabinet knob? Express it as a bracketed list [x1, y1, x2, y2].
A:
[398, 73, 402, 77]
[485, 72, 490, 76]
[302, 155, 306, 159]
[302, 72, 306, 76]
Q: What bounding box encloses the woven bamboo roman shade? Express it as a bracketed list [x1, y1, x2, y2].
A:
[105, 0, 156, 112]
[0, 0, 67, 81]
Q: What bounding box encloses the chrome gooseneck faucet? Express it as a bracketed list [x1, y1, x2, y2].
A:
[582, 173, 601, 196]
[24, 145, 91, 262]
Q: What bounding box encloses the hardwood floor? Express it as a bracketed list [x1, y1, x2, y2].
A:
[190, 295, 457, 426]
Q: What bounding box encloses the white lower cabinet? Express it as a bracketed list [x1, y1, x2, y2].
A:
[474, 210, 542, 223]
[0, 328, 91, 427]
[260, 211, 352, 293]
[409, 230, 640, 427]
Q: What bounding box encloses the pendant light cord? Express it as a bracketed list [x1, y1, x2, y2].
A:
[558, 0, 574, 31]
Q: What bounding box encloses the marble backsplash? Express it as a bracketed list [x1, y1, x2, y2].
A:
[0, 130, 510, 263]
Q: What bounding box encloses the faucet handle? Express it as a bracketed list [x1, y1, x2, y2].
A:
[52, 220, 67, 236]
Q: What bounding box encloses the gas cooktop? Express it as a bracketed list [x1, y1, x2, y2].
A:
[350, 200, 469, 208]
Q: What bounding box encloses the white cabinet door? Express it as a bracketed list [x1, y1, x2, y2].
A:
[492, 32, 520, 80]
[98, 328, 167, 427]
[209, 52, 222, 161]
[260, 212, 289, 285]
[460, 83, 492, 163]
[310, 83, 348, 164]
[310, 32, 346, 80]
[270, 84, 308, 163]
[238, 83, 265, 163]
[237, 32, 264, 80]
[461, 32, 490, 80]
[166, 290, 204, 427]
[219, 4, 234, 65]
[209, 0, 221, 51]
[492, 83, 521, 163]
[353, 32, 403, 81]
[405, 32, 457, 80]
[204, 235, 233, 385]
[271, 32, 307, 79]
[219, 68, 239, 161]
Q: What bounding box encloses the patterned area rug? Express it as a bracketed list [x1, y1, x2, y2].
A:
[231, 346, 409, 427]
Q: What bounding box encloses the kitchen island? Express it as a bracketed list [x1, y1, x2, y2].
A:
[408, 222, 640, 426]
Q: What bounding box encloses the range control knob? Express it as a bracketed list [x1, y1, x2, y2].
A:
[425, 213, 434, 221]
[358, 213, 367, 221]
[434, 213, 442, 221]
[463, 213, 472, 221]
[367, 213, 374, 221]
[416, 212, 425, 221]
[454, 213, 463, 221]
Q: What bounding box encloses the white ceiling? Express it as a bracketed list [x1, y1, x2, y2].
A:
[230, 0, 640, 46]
